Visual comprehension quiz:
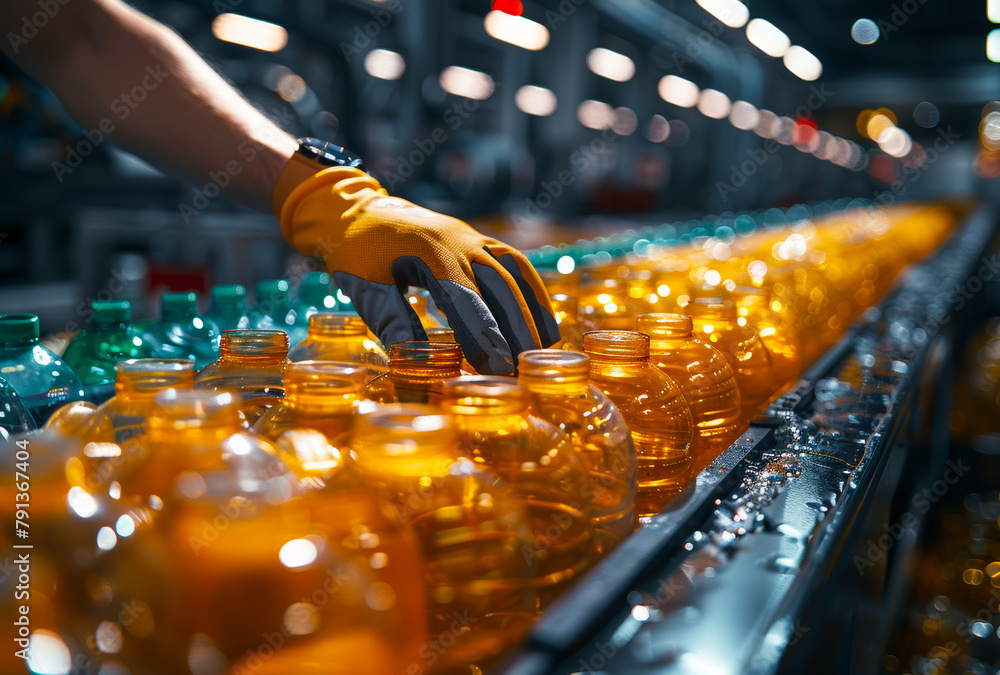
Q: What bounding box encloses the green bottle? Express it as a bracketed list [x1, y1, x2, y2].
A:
[62, 300, 153, 403]
[206, 284, 251, 333]
[250, 279, 300, 341]
[289, 272, 334, 346]
[0, 313, 85, 425]
[0, 375, 36, 438]
[141, 292, 220, 370]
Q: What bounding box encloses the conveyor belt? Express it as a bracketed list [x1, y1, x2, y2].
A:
[496, 204, 998, 675]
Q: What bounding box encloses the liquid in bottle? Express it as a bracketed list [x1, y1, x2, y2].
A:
[582, 330, 694, 522]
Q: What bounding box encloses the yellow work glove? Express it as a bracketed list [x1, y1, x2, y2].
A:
[273, 156, 560, 375]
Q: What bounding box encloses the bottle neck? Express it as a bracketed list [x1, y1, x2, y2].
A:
[442, 377, 528, 416]
[518, 350, 590, 397]
[309, 314, 367, 338]
[146, 391, 242, 445]
[582, 330, 651, 365]
[219, 330, 289, 364]
[115, 359, 195, 401]
[390, 342, 463, 382]
[636, 314, 694, 353]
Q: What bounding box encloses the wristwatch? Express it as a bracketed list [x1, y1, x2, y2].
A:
[295, 137, 366, 172]
[272, 137, 369, 216]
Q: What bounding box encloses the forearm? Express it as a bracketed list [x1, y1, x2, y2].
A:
[1, 0, 296, 212]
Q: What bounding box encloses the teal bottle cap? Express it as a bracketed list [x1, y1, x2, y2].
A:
[92, 300, 131, 324]
[212, 285, 246, 308]
[161, 292, 198, 316]
[0, 314, 40, 344]
[257, 279, 289, 297]
[299, 272, 332, 305]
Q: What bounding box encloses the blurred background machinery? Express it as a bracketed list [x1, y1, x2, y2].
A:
[2, 0, 998, 326]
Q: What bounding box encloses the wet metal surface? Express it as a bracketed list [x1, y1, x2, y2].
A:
[497, 205, 998, 675]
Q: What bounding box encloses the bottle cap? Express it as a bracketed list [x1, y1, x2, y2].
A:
[298, 272, 333, 307]
[256, 279, 289, 304]
[212, 285, 246, 309]
[0, 313, 40, 344]
[92, 300, 131, 324]
[161, 292, 198, 316]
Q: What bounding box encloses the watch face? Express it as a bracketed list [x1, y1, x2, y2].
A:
[298, 137, 364, 170]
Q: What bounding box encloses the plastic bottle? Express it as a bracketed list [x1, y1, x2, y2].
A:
[0, 430, 150, 673]
[0, 313, 85, 425]
[46, 358, 195, 447]
[351, 405, 536, 670]
[141, 291, 220, 370]
[365, 341, 463, 405]
[582, 330, 693, 522]
[733, 286, 800, 390]
[425, 326, 475, 373]
[205, 284, 251, 332]
[100, 390, 426, 674]
[253, 361, 365, 454]
[0, 375, 36, 437]
[550, 293, 584, 350]
[686, 296, 775, 420]
[62, 300, 153, 404]
[108, 389, 291, 508]
[442, 376, 599, 606]
[193, 329, 289, 424]
[287, 313, 389, 379]
[289, 272, 335, 346]
[518, 349, 637, 551]
[637, 314, 742, 472]
[250, 279, 302, 342]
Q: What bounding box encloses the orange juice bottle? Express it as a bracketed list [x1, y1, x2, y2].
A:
[287, 313, 389, 380]
[686, 297, 775, 420]
[366, 341, 463, 405]
[47, 358, 195, 445]
[582, 330, 693, 522]
[442, 376, 598, 606]
[637, 314, 742, 472]
[193, 329, 289, 423]
[351, 405, 535, 671]
[518, 349, 638, 551]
